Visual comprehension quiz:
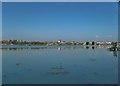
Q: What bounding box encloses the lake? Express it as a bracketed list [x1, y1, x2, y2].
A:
[2, 45, 118, 84]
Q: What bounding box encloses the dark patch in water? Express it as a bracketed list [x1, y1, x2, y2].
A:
[48, 71, 69, 75]
[94, 72, 98, 75]
[51, 67, 64, 70]
[16, 63, 20, 66]
[89, 58, 96, 62]
[49, 64, 69, 75]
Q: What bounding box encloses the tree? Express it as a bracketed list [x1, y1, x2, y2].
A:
[86, 42, 89, 45]
[92, 41, 95, 45]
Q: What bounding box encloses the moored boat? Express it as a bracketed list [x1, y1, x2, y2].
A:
[107, 46, 120, 51]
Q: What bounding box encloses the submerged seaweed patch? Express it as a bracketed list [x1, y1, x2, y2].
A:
[49, 64, 69, 75]
[48, 71, 69, 75]
[16, 63, 20, 66]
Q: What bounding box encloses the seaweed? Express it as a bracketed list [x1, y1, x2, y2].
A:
[49, 64, 69, 75]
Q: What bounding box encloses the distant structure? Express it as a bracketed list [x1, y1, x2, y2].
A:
[92, 41, 95, 45]
[83, 42, 89, 45]
[58, 40, 61, 43]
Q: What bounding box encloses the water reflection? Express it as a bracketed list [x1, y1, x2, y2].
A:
[113, 51, 117, 57]
[1, 45, 107, 50]
[57, 47, 61, 51]
[92, 46, 95, 49]
[1, 45, 118, 57]
[86, 46, 89, 49]
[108, 50, 118, 57]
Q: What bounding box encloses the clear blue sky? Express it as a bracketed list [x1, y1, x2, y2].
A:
[2, 2, 118, 41]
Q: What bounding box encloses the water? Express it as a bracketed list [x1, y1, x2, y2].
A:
[2, 45, 118, 84]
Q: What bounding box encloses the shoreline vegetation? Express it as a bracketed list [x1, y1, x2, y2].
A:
[0, 40, 118, 46]
[0, 40, 119, 52]
[0, 40, 120, 51]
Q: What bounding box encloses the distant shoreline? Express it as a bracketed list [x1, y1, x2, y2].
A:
[0, 40, 118, 46]
[0, 45, 110, 50]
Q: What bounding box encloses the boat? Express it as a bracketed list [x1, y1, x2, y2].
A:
[107, 42, 120, 51]
[107, 45, 120, 51]
[107, 47, 117, 51]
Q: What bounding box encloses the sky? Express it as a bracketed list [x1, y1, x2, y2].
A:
[2, 2, 118, 41]
[0, 2, 2, 41]
[2, 0, 118, 2]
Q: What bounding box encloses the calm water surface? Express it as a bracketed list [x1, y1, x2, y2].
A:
[2, 45, 118, 84]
